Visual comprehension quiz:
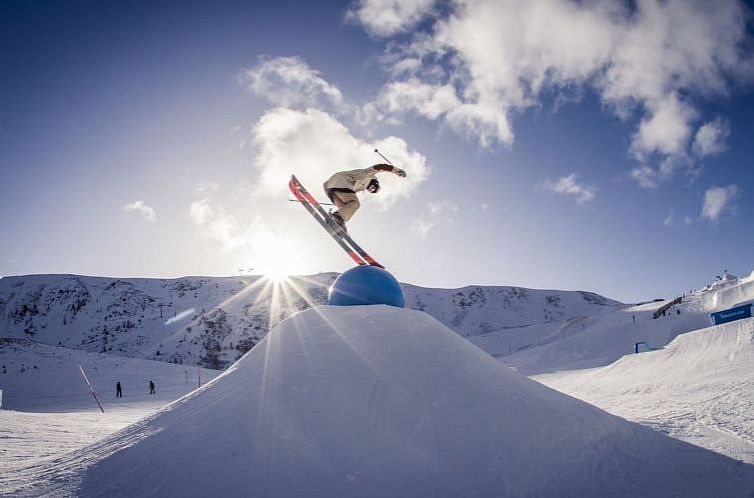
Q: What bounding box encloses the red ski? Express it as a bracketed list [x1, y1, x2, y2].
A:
[289, 175, 384, 268]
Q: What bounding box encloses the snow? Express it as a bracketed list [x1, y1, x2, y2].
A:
[536, 317, 754, 464]
[0, 340, 220, 475]
[4, 306, 754, 497]
[0, 274, 620, 369]
[4, 271, 754, 496]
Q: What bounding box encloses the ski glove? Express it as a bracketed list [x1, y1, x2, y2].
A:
[395, 168, 407, 178]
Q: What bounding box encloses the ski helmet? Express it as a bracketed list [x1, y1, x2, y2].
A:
[366, 178, 380, 193]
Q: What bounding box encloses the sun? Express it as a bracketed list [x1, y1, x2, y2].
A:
[248, 231, 300, 281]
[261, 265, 291, 282]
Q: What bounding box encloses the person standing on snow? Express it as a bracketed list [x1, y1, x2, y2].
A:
[116, 381, 123, 398]
[149, 380, 156, 395]
[323, 163, 406, 233]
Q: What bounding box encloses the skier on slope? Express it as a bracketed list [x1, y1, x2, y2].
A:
[323, 164, 406, 232]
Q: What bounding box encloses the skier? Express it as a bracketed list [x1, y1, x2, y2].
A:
[323, 164, 406, 232]
[116, 381, 122, 398]
[149, 380, 156, 395]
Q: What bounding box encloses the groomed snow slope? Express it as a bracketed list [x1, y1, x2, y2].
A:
[0, 340, 221, 475]
[8, 306, 754, 497]
[537, 317, 754, 463]
[0, 339, 218, 412]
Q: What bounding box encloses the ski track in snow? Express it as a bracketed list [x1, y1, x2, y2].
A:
[0, 407, 156, 472]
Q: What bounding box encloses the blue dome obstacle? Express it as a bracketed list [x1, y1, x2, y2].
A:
[329, 265, 405, 307]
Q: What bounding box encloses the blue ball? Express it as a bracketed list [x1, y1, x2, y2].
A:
[329, 265, 405, 307]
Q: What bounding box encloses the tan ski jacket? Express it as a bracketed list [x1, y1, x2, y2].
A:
[323, 164, 395, 193]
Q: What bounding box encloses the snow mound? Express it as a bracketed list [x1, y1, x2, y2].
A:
[538, 317, 754, 463]
[15, 307, 754, 497]
[697, 274, 754, 312]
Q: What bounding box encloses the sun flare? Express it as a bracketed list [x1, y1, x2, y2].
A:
[249, 231, 299, 281]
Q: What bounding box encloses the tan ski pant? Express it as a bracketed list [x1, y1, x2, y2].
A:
[331, 191, 360, 222]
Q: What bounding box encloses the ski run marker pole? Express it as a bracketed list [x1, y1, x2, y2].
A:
[79, 365, 105, 413]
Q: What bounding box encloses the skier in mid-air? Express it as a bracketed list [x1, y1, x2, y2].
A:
[323, 163, 406, 233]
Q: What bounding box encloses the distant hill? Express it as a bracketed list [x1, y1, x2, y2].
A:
[0, 273, 621, 369]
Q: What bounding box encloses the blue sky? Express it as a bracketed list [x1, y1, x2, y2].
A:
[1, 0, 753, 303]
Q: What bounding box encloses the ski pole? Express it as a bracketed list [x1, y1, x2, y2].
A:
[289, 199, 333, 206]
[374, 148, 394, 166]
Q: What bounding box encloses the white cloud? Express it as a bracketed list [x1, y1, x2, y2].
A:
[701, 184, 739, 221]
[663, 209, 675, 227]
[693, 118, 730, 157]
[629, 154, 690, 190]
[251, 107, 429, 210]
[536, 173, 596, 204]
[346, 0, 437, 37]
[122, 200, 157, 222]
[664, 208, 693, 228]
[188, 196, 303, 274]
[629, 165, 660, 190]
[411, 201, 458, 237]
[411, 218, 437, 237]
[428, 201, 458, 215]
[378, 79, 460, 121]
[196, 181, 220, 195]
[189, 199, 246, 251]
[358, 0, 751, 174]
[241, 56, 345, 111]
[630, 94, 696, 159]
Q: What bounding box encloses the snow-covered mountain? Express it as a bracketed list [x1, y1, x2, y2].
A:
[0, 273, 621, 369]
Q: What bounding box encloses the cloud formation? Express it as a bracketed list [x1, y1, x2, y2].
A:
[693, 118, 730, 157]
[701, 185, 739, 221]
[663, 209, 675, 228]
[411, 201, 459, 236]
[189, 198, 246, 251]
[536, 173, 596, 204]
[122, 200, 157, 222]
[357, 0, 752, 182]
[251, 107, 429, 209]
[188, 194, 301, 274]
[347, 0, 437, 37]
[242, 56, 345, 110]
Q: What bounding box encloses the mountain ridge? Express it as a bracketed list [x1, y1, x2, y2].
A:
[0, 273, 623, 369]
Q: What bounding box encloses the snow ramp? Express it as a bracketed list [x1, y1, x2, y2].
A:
[694, 270, 754, 312]
[13, 306, 754, 497]
[538, 317, 754, 463]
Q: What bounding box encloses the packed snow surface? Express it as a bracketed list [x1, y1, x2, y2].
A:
[0, 340, 220, 474]
[537, 317, 754, 464]
[6, 306, 754, 497]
